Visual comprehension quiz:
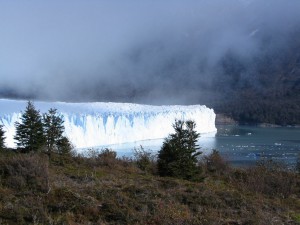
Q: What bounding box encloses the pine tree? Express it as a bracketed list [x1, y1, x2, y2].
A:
[14, 101, 46, 152]
[57, 136, 73, 156]
[0, 125, 5, 150]
[43, 108, 65, 153]
[157, 120, 201, 180]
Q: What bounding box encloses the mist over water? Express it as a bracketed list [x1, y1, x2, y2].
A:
[1, 0, 300, 104]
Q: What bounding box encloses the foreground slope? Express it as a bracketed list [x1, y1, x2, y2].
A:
[0, 151, 299, 225]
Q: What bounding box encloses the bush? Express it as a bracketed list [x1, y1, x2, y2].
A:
[0, 154, 49, 193]
[241, 160, 296, 198]
[96, 148, 118, 167]
[133, 145, 156, 173]
[203, 150, 229, 175]
[98, 148, 117, 158]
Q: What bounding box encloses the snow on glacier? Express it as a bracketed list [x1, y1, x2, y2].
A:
[0, 99, 217, 149]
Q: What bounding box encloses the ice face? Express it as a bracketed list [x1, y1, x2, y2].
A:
[0, 99, 216, 148]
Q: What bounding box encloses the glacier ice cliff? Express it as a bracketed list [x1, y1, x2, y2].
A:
[0, 99, 216, 148]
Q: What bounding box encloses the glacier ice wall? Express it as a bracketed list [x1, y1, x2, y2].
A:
[0, 99, 216, 148]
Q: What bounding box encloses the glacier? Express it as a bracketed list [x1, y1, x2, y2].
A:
[0, 99, 216, 149]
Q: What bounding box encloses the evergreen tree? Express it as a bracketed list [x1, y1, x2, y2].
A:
[43, 108, 65, 153]
[14, 101, 46, 152]
[57, 136, 73, 156]
[0, 125, 5, 149]
[157, 120, 201, 180]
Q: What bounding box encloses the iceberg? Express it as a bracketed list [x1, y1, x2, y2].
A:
[0, 99, 216, 148]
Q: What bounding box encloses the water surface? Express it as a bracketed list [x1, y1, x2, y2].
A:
[91, 125, 300, 167]
[210, 125, 300, 167]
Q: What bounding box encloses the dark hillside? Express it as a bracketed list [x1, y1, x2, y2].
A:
[211, 30, 300, 125]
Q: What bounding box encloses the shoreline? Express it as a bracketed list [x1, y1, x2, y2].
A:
[215, 114, 300, 128]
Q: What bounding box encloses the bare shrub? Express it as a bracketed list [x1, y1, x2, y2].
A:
[133, 145, 157, 173]
[0, 154, 49, 192]
[86, 148, 100, 159]
[202, 150, 229, 175]
[96, 148, 118, 166]
[241, 159, 296, 198]
[81, 148, 121, 169]
[84, 148, 117, 167]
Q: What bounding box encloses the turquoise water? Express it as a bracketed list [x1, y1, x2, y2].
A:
[92, 125, 300, 167]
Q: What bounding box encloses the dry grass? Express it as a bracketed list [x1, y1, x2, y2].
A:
[0, 150, 299, 225]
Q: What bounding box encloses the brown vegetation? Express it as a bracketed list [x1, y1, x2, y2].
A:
[0, 149, 299, 225]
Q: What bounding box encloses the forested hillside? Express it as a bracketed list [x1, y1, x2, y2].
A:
[209, 30, 300, 125]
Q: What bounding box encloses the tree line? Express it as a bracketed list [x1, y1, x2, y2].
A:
[0, 101, 72, 155]
[1, 101, 204, 180]
[2, 102, 300, 181]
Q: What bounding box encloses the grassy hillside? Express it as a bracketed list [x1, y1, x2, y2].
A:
[0, 149, 299, 225]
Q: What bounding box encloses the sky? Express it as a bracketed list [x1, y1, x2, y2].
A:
[0, 0, 300, 104]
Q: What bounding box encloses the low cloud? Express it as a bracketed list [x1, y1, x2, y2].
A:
[1, 0, 299, 104]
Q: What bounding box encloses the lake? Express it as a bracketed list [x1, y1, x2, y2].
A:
[89, 125, 300, 167]
[209, 125, 300, 167]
